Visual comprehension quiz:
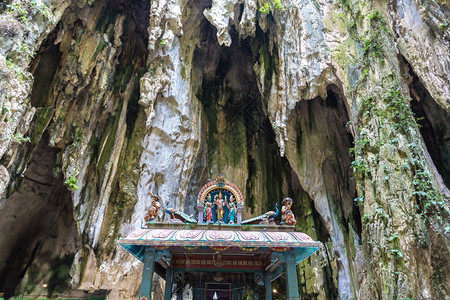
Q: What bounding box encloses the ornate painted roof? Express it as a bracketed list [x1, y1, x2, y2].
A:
[121, 177, 321, 269]
[119, 226, 321, 265]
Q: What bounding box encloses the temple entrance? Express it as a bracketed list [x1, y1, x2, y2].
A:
[205, 283, 231, 300]
[119, 176, 322, 299]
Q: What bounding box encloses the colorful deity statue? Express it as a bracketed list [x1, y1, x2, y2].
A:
[281, 198, 296, 225]
[215, 191, 225, 222]
[205, 201, 213, 223]
[145, 195, 161, 222]
[227, 201, 236, 224]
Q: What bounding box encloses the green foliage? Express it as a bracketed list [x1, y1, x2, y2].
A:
[362, 214, 370, 224]
[361, 68, 369, 78]
[362, 10, 390, 60]
[259, 3, 270, 14]
[388, 233, 399, 242]
[362, 33, 383, 58]
[6, 0, 53, 24]
[337, 0, 351, 11]
[274, 0, 282, 9]
[64, 175, 78, 191]
[349, 127, 371, 176]
[159, 39, 167, 47]
[20, 40, 36, 58]
[66, 128, 83, 154]
[258, 0, 284, 14]
[6, 57, 27, 82]
[376, 207, 389, 220]
[0, 106, 11, 114]
[6, 1, 28, 23]
[384, 86, 416, 130]
[354, 195, 365, 206]
[391, 248, 403, 259]
[367, 10, 384, 23]
[5, 132, 31, 144]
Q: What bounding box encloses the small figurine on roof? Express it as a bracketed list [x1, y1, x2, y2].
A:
[281, 197, 297, 225]
[145, 195, 161, 222]
[204, 201, 213, 223]
[214, 191, 225, 223]
[227, 200, 237, 224]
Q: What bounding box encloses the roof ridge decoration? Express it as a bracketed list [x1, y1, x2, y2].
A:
[196, 175, 244, 224]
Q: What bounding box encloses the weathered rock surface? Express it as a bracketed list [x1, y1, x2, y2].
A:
[0, 0, 448, 299]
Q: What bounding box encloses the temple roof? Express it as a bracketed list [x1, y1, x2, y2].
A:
[119, 223, 322, 265]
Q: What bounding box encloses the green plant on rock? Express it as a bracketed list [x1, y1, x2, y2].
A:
[375, 207, 389, 220]
[388, 233, 399, 242]
[362, 34, 383, 58]
[4, 132, 31, 144]
[362, 214, 370, 224]
[354, 195, 365, 206]
[0, 106, 11, 115]
[378, 84, 448, 220]
[6, 57, 29, 82]
[350, 127, 371, 177]
[6, 0, 53, 24]
[64, 175, 78, 191]
[274, 0, 282, 9]
[362, 10, 390, 61]
[20, 40, 36, 58]
[367, 10, 384, 23]
[159, 39, 167, 47]
[259, 3, 270, 14]
[6, 1, 28, 23]
[391, 248, 403, 259]
[337, 0, 351, 11]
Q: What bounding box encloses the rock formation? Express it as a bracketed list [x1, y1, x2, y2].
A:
[0, 0, 448, 298]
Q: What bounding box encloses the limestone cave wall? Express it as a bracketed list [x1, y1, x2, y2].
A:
[0, 0, 448, 299]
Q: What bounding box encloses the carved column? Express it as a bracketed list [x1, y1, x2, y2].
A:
[236, 205, 243, 224]
[138, 247, 156, 300]
[164, 269, 172, 300]
[253, 285, 259, 300]
[264, 272, 272, 300]
[197, 204, 204, 223]
[285, 251, 300, 299]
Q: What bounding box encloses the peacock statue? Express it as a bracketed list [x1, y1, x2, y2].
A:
[242, 202, 279, 225]
[165, 207, 197, 224]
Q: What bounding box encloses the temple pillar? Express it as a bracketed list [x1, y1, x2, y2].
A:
[176, 281, 183, 300]
[138, 247, 156, 300]
[236, 206, 243, 224]
[192, 287, 204, 300]
[264, 273, 272, 300]
[197, 204, 204, 223]
[164, 269, 172, 300]
[285, 251, 300, 300]
[231, 286, 240, 300]
[253, 286, 259, 300]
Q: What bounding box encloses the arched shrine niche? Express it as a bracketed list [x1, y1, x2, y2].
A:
[196, 175, 244, 224]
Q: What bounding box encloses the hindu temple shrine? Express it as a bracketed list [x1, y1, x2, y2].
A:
[119, 176, 322, 299]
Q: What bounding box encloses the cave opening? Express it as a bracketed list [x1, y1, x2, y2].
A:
[0, 133, 80, 298]
[403, 58, 450, 189]
[191, 10, 349, 298]
[193, 19, 294, 214]
[286, 84, 358, 299]
[29, 29, 62, 108]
